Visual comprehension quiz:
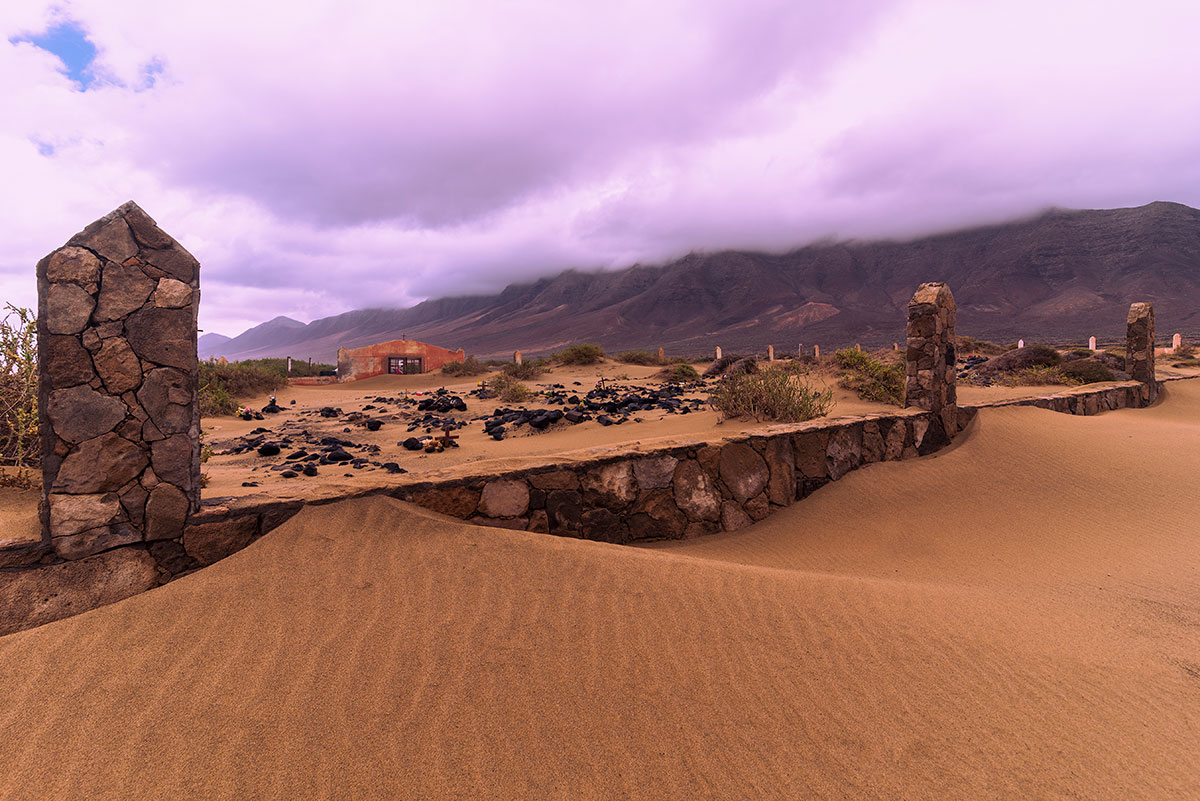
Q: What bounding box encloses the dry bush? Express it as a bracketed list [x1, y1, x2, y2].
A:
[442, 357, 487, 376]
[709, 367, 833, 422]
[199, 360, 281, 416]
[490, 372, 533, 403]
[503, 360, 548, 380]
[834, 348, 904, 406]
[0, 305, 38, 485]
[956, 336, 1009, 356]
[992, 365, 1070, 387]
[553, 343, 605, 365]
[657, 363, 700, 383]
[615, 350, 663, 366]
[1060, 359, 1115, 384]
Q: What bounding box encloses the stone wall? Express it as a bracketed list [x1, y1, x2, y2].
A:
[904, 282, 957, 442]
[2, 378, 1164, 636]
[1126, 302, 1157, 401]
[35, 202, 201, 562]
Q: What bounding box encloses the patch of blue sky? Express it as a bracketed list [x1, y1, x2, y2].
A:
[9, 21, 97, 90]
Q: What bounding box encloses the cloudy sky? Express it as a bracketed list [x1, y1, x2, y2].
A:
[4, 0, 1200, 336]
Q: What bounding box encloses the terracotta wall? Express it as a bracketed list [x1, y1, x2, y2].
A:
[336, 339, 465, 381]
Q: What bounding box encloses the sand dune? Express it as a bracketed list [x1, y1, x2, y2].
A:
[2, 384, 1198, 799]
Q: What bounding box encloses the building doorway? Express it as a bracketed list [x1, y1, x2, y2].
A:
[388, 356, 423, 375]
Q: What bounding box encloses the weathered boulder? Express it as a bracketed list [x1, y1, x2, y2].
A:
[581, 462, 637, 509]
[825, 424, 863, 481]
[183, 515, 259, 566]
[141, 246, 199, 283]
[793, 429, 830, 479]
[47, 385, 127, 443]
[720, 501, 753, 532]
[672, 460, 721, 521]
[764, 437, 795, 505]
[150, 434, 194, 490]
[44, 246, 101, 284]
[744, 493, 771, 521]
[528, 470, 580, 491]
[125, 306, 195, 369]
[545, 490, 583, 531]
[0, 547, 159, 636]
[94, 263, 156, 321]
[53, 522, 140, 560]
[884, 419, 907, 460]
[43, 334, 95, 388]
[153, 278, 193, 308]
[74, 215, 139, 263]
[718, 442, 769, 503]
[93, 336, 143, 394]
[410, 485, 480, 518]
[632, 456, 678, 490]
[45, 283, 95, 335]
[47, 492, 121, 539]
[145, 483, 189, 541]
[862, 421, 885, 463]
[136, 367, 193, 434]
[628, 489, 688, 540]
[580, 508, 625, 542]
[52, 433, 146, 494]
[478, 479, 530, 518]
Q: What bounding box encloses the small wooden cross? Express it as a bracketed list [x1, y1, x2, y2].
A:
[438, 424, 459, 448]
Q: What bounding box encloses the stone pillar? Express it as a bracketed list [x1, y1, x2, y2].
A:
[37, 202, 200, 559]
[1089, 336, 1097, 351]
[813, 345, 819, 359]
[514, 350, 522, 366]
[893, 342, 898, 351]
[1172, 333, 1182, 352]
[767, 345, 774, 362]
[1126, 302, 1156, 398]
[904, 282, 957, 440]
[657, 347, 665, 362]
[714, 346, 722, 361]
[855, 343, 861, 352]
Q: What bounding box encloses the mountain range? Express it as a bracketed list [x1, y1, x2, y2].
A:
[200, 201, 1200, 363]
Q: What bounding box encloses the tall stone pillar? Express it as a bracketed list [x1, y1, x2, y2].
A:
[37, 202, 201, 560]
[1126, 302, 1156, 400]
[904, 282, 957, 440]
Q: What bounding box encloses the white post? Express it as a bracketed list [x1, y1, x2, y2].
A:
[1088, 336, 1097, 352]
[1018, 339, 1025, 349]
[1172, 333, 1182, 352]
[715, 346, 722, 360]
[287, 356, 292, 374]
[767, 344, 775, 362]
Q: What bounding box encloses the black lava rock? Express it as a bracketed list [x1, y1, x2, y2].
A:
[257, 443, 281, 457]
[402, 438, 424, 451]
[366, 419, 382, 431]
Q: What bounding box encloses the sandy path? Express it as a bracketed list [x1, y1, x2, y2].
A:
[1, 384, 1198, 799]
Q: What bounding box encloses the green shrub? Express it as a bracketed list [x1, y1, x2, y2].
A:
[1060, 359, 1115, 384]
[0, 304, 38, 484]
[199, 360, 281, 416]
[834, 348, 905, 406]
[975, 344, 1062, 375]
[491, 372, 533, 403]
[234, 357, 335, 379]
[615, 349, 663, 366]
[442, 357, 487, 376]
[504, 360, 548, 380]
[1172, 344, 1195, 360]
[662, 363, 700, 382]
[554, 343, 605, 365]
[956, 336, 1008, 356]
[709, 368, 834, 422]
[993, 365, 1069, 387]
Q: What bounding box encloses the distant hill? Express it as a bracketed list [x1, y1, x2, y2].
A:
[201, 202, 1200, 363]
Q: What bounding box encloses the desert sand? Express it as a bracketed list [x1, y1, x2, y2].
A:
[1, 379, 1197, 798]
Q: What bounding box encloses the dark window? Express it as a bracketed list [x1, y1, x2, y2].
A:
[388, 356, 423, 375]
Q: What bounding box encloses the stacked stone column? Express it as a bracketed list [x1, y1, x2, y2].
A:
[1125, 302, 1157, 401]
[37, 202, 201, 560]
[904, 282, 957, 441]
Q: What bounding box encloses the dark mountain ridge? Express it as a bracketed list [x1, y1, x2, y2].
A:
[203, 201, 1200, 363]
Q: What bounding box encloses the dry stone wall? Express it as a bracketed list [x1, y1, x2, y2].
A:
[1126, 302, 1157, 401]
[904, 282, 957, 442]
[35, 202, 201, 563]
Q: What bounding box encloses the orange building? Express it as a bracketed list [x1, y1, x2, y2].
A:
[336, 339, 465, 382]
